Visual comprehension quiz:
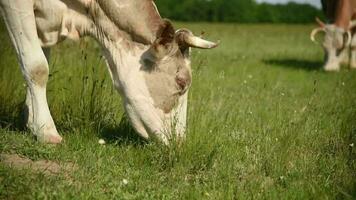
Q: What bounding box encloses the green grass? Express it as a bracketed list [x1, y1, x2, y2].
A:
[0, 21, 356, 199]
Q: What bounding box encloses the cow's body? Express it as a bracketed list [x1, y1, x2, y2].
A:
[0, 0, 217, 144]
[312, 0, 356, 71]
[322, 0, 356, 28]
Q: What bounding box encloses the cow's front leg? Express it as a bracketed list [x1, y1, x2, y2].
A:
[23, 49, 60, 143]
[22, 51, 61, 144]
[350, 41, 356, 69]
[350, 48, 356, 69]
[339, 48, 350, 66]
[350, 35, 356, 69]
[24, 48, 51, 130]
[0, 0, 62, 143]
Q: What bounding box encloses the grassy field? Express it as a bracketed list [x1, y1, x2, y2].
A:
[0, 21, 355, 199]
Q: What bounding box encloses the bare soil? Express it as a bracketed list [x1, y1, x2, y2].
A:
[0, 153, 77, 175]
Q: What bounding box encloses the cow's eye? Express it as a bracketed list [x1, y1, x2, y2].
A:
[144, 59, 155, 69]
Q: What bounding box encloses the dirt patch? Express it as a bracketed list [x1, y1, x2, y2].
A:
[0, 153, 77, 176]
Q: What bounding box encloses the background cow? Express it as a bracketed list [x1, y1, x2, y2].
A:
[0, 0, 217, 144]
[311, 0, 356, 71]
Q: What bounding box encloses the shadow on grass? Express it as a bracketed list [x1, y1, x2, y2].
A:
[0, 101, 146, 146]
[263, 58, 324, 71]
[99, 115, 147, 146]
[0, 102, 27, 131]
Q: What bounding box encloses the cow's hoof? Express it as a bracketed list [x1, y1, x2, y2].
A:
[35, 124, 62, 144]
[350, 63, 356, 69]
[324, 66, 340, 72]
[37, 134, 62, 144]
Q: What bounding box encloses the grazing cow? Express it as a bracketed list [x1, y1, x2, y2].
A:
[0, 0, 218, 144]
[311, 0, 356, 71]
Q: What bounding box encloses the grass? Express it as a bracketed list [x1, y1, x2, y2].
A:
[0, 21, 356, 199]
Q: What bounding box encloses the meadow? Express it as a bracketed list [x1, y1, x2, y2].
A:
[0, 21, 355, 199]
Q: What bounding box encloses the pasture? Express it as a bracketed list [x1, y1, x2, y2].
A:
[0, 21, 355, 199]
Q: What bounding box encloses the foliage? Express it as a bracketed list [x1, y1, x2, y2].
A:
[155, 0, 323, 23]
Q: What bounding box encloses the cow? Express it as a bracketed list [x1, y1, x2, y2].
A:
[0, 0, 218, 144]
[311, 0, 356, 71]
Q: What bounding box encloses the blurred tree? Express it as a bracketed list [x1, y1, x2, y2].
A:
[154, 0, 323, 23]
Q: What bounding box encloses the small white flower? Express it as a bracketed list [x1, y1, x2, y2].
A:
[122, 179, 129, 185]
[342, 82, 345, 86]
[281, 93, 285, 96]
[98, 139, 106, 145]
[350, 143, 354, 148]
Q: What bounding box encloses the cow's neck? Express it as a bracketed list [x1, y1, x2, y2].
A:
[332, 0, 356, 30]
[34, 0, 162, 47]
[83, 0, 151, 70]
[34, 0, 155, 93]
[90, 0, 163, 44]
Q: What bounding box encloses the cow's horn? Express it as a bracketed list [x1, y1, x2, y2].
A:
[175, 29, 219, 49]
[316, 17, 326, 28]
[345, 30, 352, 46]
[349, 20, 356, 29]
[310, 27, 325, 43]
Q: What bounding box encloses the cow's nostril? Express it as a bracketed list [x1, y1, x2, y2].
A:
[176, 76, 187, 90]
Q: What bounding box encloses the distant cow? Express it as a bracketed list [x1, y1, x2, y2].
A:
[0, 0, 218, 144]
[311, 0, 356, 71]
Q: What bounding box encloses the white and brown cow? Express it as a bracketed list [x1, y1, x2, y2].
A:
[311, 0, 356, 71]
[0, 0, 218, 144]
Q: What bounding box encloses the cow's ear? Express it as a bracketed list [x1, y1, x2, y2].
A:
[156, 19, 175, 46]
[180, 46, 191, 59]
[150, 20, 176, 59]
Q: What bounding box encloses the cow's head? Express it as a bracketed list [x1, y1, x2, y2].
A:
[311, 18, 352, 71]
[89, 1, 218, 144]
[103, 20, 217, 144]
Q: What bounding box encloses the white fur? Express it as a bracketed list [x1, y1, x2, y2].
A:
[0, 0, 62, 143]
[321, 25, 354, 71]
[350, 33, 356, 69]
[0, 0, 188, 144]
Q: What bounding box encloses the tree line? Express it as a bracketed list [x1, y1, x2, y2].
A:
[154, 0, 324, 23]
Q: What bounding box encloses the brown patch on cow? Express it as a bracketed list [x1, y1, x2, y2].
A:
[0, 154, 77, 176]
[144, 68, 190, 114]
[30, 66, 49, 87]
[144, 70, 180, 113]
[143, 44, 192, 113]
